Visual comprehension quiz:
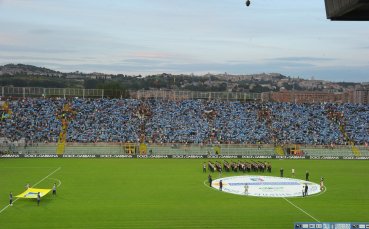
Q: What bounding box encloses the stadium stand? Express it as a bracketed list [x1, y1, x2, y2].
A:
[301, 147, 354, 157]
[0, 98, 368, 156]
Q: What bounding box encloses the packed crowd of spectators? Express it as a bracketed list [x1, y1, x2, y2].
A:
[1, 98, 62, 143]
[0, 98, 368, 145]
[67, 98, 141, 143]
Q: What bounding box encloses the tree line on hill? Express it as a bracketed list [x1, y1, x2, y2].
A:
[0, 64, 362, 97]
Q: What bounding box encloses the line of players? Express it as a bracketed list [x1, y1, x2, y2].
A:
[204, 160, 272, 173]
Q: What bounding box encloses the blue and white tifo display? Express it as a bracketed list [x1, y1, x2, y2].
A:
[295, 222, 369, 229]
[211, 175, 321, 197]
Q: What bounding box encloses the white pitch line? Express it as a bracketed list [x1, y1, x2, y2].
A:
[32, 167, 61, 187]
[0, 167, 61, 215]
[48, 178, 62, 187]
[283, 197, 320, 222]
[203, 175, 323, 222]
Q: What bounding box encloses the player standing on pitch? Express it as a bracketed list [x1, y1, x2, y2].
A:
[305, 171, 309, 181]
[302, 185, 305, 197]
[9, 192, 13, 206]
[37, 192, 41, 206]
[52, 183, 57, 196]
[320, 177, 324, 191]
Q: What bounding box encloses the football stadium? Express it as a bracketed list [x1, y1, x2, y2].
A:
[1, 1, 369, 229]
[1, 97, 369, 228]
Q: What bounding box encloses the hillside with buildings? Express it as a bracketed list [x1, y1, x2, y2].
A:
[0, 64, 368, 104]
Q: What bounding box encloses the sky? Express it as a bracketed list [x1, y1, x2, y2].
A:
[0, 0, 368, 82]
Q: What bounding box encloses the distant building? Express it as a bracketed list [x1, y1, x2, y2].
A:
[262, 91, 344, 104]
[351, 87, 369, 104]
[263, 88, 369, 104]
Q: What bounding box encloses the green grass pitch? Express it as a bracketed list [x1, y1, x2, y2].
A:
[1, 158, 369, 228]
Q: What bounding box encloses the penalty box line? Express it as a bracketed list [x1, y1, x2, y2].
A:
[0, 167, 62, 215]
[283, 197, 320, 222]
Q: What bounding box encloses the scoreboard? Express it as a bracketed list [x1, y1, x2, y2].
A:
[295, 222, 369, 229]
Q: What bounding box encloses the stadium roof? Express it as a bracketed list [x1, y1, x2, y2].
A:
[325, 0, 369, 21]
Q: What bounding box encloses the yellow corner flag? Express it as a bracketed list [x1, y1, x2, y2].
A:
[16, 188, 51, 199]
